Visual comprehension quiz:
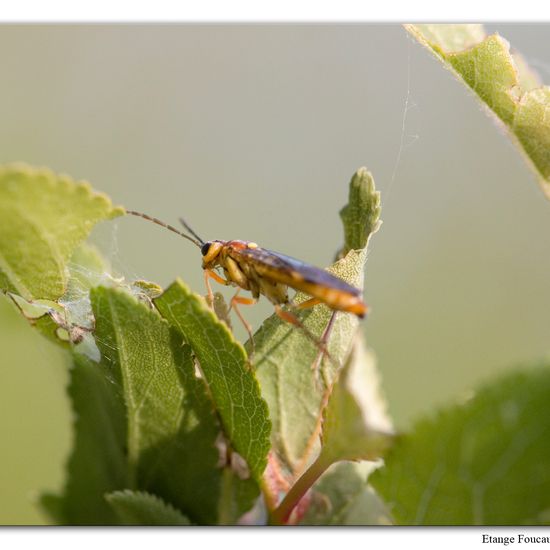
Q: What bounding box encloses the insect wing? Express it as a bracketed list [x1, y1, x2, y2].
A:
[238, 246, 362, 296]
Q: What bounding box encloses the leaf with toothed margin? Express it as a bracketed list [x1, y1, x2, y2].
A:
[154, 279, 272, 482]
[106, 490, 191, 525]
[90, 286, 229, 525]
[370, 363, 550, 525]
[0, 163, 123, 301]
[406, 24, 550, 199]
[252, 168, 381, 473]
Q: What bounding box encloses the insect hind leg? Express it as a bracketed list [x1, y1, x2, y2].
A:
[274, 304, 339, 376]
[310, 310, 338, 380]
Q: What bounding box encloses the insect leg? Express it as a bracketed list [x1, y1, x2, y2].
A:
[274, 305, 338, 371]
[294, 297, 322, 310]
[204, 268, 230, 306]
[310, 310, 338, 383]
[229, 289, 257, 356]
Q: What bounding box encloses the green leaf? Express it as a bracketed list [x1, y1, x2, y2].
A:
[300, 462, 392, 525]
[370, 363, 550, 525]
[6, 293, 70, 346]
[64, 243, 115, 304]
[155, 280, 271, 482]
[339, 168, 381, 255]
[318, 334, 394, 466]
[7, 243, 115, 352]
[91, 286, 225, 525]
[106, 490, 191, 525]
[0, 164, 123, 301]
[38, 493, 65, 525]
[254, 168, 380, 472]
[270, 335, 392, 524]
[217, 468, 262, 525]
[406, 24, 550, 198]
[41, 354, 128, 525]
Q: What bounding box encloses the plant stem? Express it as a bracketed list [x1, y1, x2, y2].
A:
[269, 453, 330, 525]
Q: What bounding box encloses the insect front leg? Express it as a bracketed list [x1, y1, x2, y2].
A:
[228, 289, 257, 357]
[204, 268, 230, 307]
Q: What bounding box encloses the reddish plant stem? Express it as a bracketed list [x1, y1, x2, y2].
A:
[269, 453, 331, 525]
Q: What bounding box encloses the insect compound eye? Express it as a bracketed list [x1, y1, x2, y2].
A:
[201, 242, 211, 256]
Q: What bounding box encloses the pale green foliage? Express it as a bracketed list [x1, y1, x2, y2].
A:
[0, 164, 123, 300]
[3, 67, 550, 527]
[254, 168, 381, 472]
[300, 462, 392, 525]
[371, 364, 550, 525]
[319, 335, 394, 465]
[339, 168, 381, 255]
[407, 24, 550, 198]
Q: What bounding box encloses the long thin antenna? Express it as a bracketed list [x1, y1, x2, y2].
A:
[126, 210, 203, 247]
[179, 217, 205, 246]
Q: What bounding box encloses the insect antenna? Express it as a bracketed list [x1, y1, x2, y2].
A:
[179, 217, 205, 247]
[126, 210, 203, 247]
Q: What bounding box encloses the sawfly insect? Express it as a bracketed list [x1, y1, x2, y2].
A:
[126, 210, 368, 350]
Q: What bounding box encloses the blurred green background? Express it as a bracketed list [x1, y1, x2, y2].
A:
[0, 24, 549, 524]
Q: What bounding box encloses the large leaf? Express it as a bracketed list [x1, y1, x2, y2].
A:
[371, 364, 550, 525]
[91, 286, 226, 524]
[106, 490, 191, 525]
[155, 280, 271, 482]
[40, 354, 128, 525]
[0, 164, 123, 301]
[254, 168, 380, 472]
[406, 24, 550, 198]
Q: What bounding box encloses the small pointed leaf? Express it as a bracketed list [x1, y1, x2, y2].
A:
[106, 490, 191, 526]
[339, 168, 381, 255]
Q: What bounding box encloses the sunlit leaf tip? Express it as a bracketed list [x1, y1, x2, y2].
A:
[339, 167, 381, 256]
[405, 24, 550, 199]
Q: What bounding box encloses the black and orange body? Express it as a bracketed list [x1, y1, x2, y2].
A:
[201, 239, 368, 318]
[125, 209, 369, 343]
